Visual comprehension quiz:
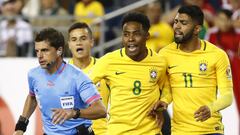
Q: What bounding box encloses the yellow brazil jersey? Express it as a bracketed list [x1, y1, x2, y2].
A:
[147, 22, 174, 52]
[74, 1, 104, 40]
[89, 48, 167, 135]
[159, 40, 233, 135]
[69, 57, 109, 135]
[74, 1, 104, 25]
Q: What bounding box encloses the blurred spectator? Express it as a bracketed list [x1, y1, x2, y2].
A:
[222, 0, 239, 11]
[74, 0, 105, 43]
[22, 0, 40, 18]
[74, 0, 104, 24]
[146, 1, 173, 52]
[22, 0, 71, 56]
[0, 0, 3, 13]
[30, 0, 70, 29]
[162, 0, 214, 38]
[232, 10, 240, 30]
[162, 0, 215, 24]
[205, 8, 240, 114]
[205, 9, 240, 58]
[0, 0, 33, 57]
[14, 0, 28, 22]
[230, 4, 240, 115]
[231, 0, 240, 31]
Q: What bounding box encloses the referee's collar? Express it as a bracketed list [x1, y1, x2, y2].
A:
[57, 61, 66, 74]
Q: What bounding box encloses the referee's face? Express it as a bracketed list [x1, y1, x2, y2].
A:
[35, 41, 59, 69]
[122, 21, 149, 61]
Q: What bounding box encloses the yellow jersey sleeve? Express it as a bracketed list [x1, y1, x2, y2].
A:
[208, 50, 233, 113]
[89, 55, 109, 84]
[160, 76, 172, 104]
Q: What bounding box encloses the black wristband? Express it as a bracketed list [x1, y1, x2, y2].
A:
[15, 116, 29, 132]
[73, 108, 81, 119]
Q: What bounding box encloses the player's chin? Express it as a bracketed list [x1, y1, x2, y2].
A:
[174, 37, 183, 44]
[74, 52, 85, 58]
[126, 49, 139, 57]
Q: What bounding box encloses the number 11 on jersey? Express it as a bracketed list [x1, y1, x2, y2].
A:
[183, 73, 193, 87]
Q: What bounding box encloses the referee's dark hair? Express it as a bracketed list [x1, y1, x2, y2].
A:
[68, 22, 93, 39]
[35, 28, 65, 50]
[121, 12, 150, 32]
[178, 5, 204, 26]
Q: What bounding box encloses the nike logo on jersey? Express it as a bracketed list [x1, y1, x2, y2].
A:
[168, 65, 178, 69]
[115, 71, 126, 75]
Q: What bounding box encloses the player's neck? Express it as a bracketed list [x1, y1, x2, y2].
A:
[128, 48, 148, 62]
[179, 38, 201, 52]
[72, 56, 91, 70]
[47, 58, 63, 74]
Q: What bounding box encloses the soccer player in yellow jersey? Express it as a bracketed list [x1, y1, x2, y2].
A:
[89, 12, 168, 135]
[146, 1, 174, 53]
[150, 5, 233, 135]
[67, 22, 109, 135]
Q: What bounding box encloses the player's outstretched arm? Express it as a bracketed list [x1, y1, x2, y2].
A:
[14, 94, 37, 134]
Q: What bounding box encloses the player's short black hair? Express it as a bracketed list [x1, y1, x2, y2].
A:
[178, 5, 204, 26]
[68, 22, 93, 39]
[35, 28, 65, 50]
[121, 12, 150, 32]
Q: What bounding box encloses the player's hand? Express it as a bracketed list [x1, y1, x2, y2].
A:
[51, 108, 75, 125]
[194, 105, 211, 122]
[148, 100, 168, 117]
[155, 111, 164, 128]
[13, 130, 24, 135]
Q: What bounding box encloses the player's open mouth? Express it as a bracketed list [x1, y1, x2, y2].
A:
[174, 31, 183, 37]
[128, 44, 137, 52]
[76, 48, 84, 53]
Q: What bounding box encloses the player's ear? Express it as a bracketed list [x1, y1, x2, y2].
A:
[90, 38, 94, 48]
[195, 25, 202, 34]
[146, 32, 150, 40]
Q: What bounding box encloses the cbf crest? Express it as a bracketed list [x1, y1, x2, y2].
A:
[149, 67, 158, 83]
[226, 65, 232, 80]
[199, 60, 208, 75]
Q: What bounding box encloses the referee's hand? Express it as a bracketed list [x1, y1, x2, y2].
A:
[51, 108, 75, 125]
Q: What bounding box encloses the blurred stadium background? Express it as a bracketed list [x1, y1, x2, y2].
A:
[0, 0, 239, 134]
